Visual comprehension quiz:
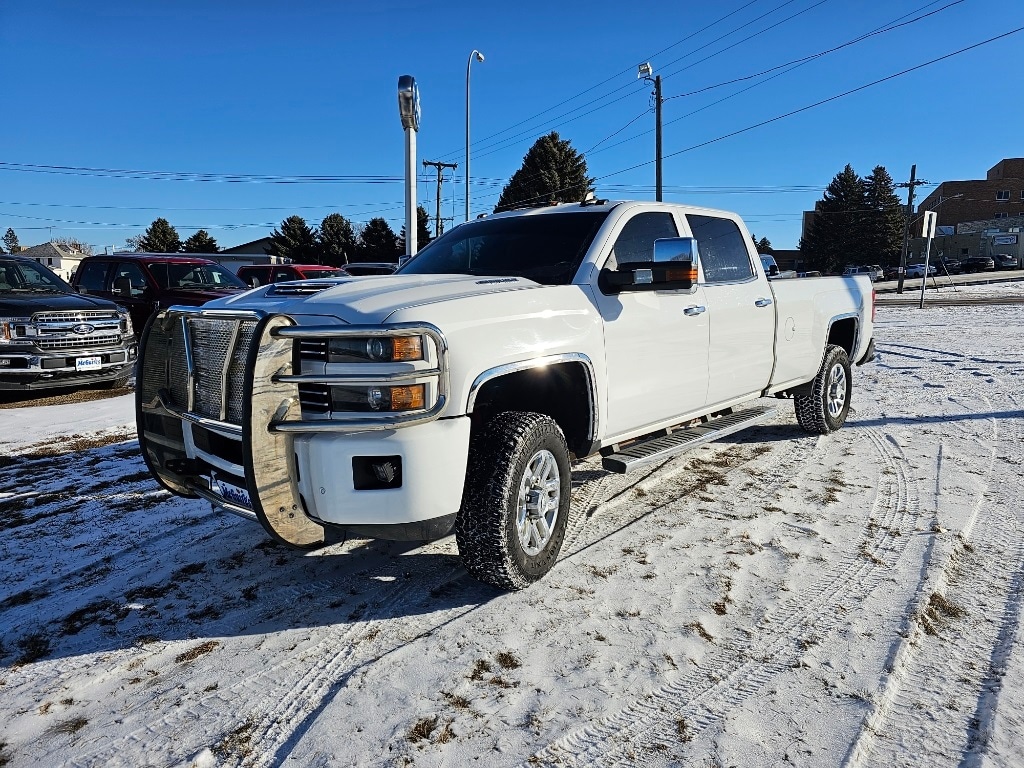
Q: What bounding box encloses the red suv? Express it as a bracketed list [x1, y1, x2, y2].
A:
[236, 264, 344, 287]
[72, 253, 249, 332]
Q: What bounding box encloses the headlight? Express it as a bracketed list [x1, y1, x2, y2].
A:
[118, 310, 135, 337]
[0, 317, 32, 344]
[330, 384, 426, 412]
[327, 335, 423, 363]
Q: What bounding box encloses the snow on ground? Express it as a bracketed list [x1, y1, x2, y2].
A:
[0, 287, 1022, 768]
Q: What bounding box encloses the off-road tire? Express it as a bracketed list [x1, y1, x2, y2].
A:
[455, 411, 571, 590]
[794, 344, 852, 434]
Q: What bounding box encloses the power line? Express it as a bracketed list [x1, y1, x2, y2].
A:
[595, 27, 1024, 182]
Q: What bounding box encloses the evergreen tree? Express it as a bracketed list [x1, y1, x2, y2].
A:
[495, 132, 594, 212]
[181, 230, 219, 253]
[862, 165, 905, 268]
[318, 213, 357, 266]
[3, 228, 19, 254]
[357, 218, 400, 262]
[266, 215, 319, 263]
[139, 218, 182, 253]
[751, 233, 773, 253]
[398, 206, 432, 254]
[799, 165, 867, 274]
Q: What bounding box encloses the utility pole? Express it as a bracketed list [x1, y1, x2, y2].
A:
[638, 63, 663, 202]
[655, 74, 663, 202]
[422, 159, 458, 237]
[896, 164, 928, 294]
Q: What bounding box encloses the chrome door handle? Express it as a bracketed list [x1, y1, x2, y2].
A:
[754, 297, 773, 307]
[683, 305, 706, 316]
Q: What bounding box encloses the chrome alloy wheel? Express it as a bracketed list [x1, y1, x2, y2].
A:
[826, 363, 848, 418]
[516, 449, 561, 556]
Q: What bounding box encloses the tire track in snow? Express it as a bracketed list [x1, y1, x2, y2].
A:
[846, 391, 1024, 768]
[526, 424, 923, 766]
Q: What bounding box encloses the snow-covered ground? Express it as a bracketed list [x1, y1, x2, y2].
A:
[1, 287, 1022, 768]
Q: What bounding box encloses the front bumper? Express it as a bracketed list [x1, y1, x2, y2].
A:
[137, 308, 456, 548]
[0, 344, 138, 390]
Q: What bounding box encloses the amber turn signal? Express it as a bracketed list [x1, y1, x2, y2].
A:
[388, 384, 426, 410]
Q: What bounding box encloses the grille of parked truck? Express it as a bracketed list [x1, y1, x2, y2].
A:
[136, 200, 875, 589]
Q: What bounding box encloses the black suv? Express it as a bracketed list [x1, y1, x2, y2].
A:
[0, 254, 137, 390]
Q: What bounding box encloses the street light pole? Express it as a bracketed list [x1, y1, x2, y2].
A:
[466, 49, 484, 222]
[639, 63, 663, 202]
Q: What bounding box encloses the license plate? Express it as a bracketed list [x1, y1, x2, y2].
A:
[75, 356, 102, 371]
[210, 474, 253, 509]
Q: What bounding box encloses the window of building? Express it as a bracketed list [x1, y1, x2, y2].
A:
[47, 257, 53, 265]
[1020, 190, 1024, 200]
[996, 190, 1010, 201]
[961, 248, 970, 256]
[994, 212, 1009, 219]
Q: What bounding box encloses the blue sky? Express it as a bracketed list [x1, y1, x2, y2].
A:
[1, 0, 1021, 252]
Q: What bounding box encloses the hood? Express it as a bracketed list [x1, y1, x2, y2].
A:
[0, 290, 122, 316]
[205, 274, 542, 324]
[160, 286, 248, 307]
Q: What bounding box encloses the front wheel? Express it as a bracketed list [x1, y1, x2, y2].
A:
[456, 411, 571, 590]
[794, 344, 852, 434]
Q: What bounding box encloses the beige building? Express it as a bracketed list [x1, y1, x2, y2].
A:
[16, 242, 87, 282]
[917, 158, 1024, 230]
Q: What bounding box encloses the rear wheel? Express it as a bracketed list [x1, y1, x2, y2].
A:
[794, 345, 852, 434]
[456, 411, 571, 590]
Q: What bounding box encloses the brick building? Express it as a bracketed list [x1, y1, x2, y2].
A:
[917, 158, 1024, 229]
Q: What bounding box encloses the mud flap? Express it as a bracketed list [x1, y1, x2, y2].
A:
[243, 315, 326, 549]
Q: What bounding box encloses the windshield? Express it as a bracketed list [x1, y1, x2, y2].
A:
[147, 261, 246, 290]
[0, 259, 73, 294]
[397, 211, 608, 285]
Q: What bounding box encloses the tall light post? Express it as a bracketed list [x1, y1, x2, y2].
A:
[638, 62, 663, 202]
[466, 49, 484, 222]
[398, 75, 421, 257]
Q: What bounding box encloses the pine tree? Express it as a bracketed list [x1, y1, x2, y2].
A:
[266, 216, 319, 263]
[3, 228, 19, 254]
[139, 218, 182, 253]
[862, 166, 905, 269]
[398, 206, 432, 254]
[357, 218, 400, 262]
[799, 165, 867, 274]
[318, 213, 357, 266]
[751, 234, 773, 253]
[181, 230, 219, 253]
[495, 132, 594, 212]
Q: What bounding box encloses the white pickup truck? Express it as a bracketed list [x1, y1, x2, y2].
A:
[136, 200, 875, 589]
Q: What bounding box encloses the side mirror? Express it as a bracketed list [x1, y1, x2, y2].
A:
[112, 276, 132, 297]
[600, 237, 699, 293]
[769, 264, 779, 276]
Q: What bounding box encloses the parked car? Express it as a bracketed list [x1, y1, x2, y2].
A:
[905, 262, 937, 278]
[0, 254, 137, 390]
[991, 253, 1020, 271]
[961, 256, 995, 274]
[935, 257, 961, 275]
[842, 265, 881, 282]
[237, 264, 345, 287]
[72, 253, 249, 333]
[342, 262, 398, 276]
